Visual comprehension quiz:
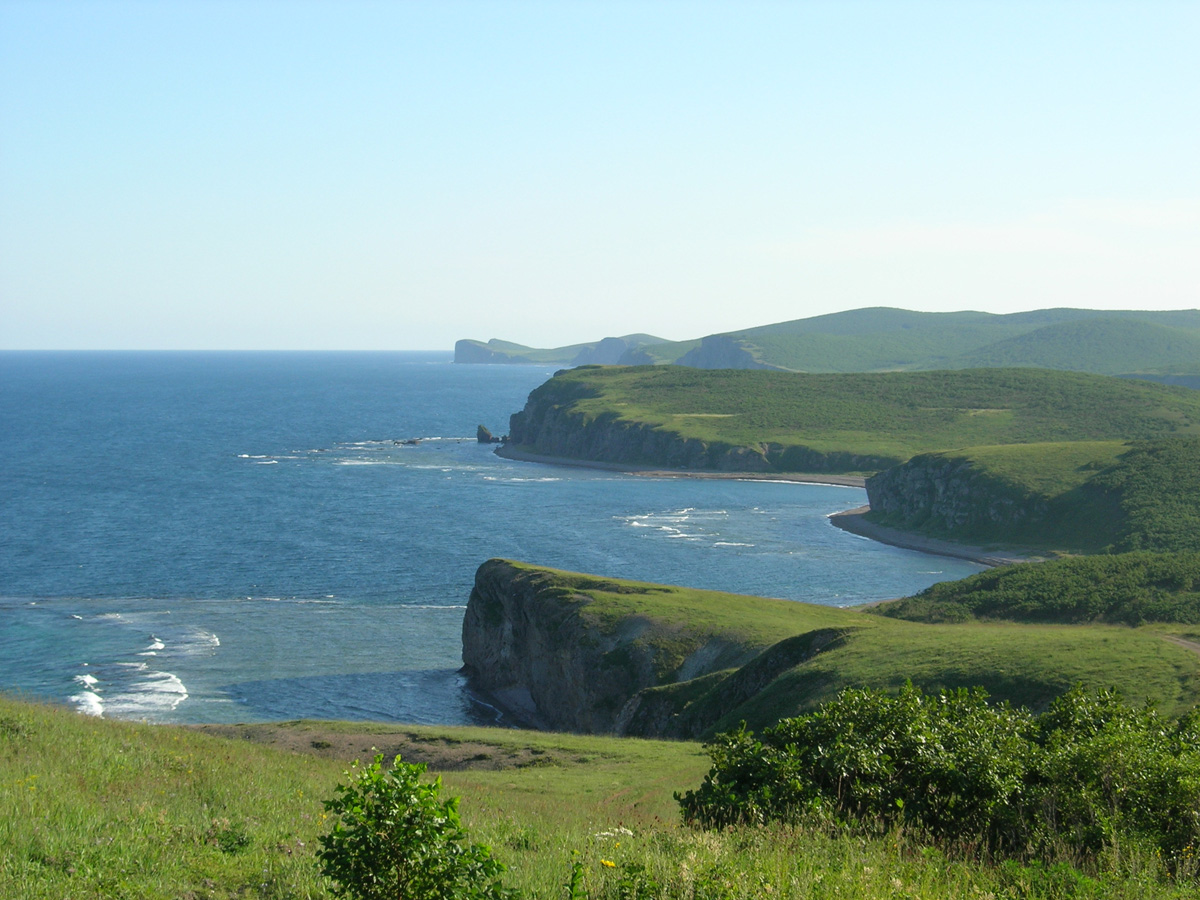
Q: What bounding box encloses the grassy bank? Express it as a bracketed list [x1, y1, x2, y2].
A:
[513, 366, 1200, 468]
[469, 562, 1200, 738]
[3, 695, 1197, 899]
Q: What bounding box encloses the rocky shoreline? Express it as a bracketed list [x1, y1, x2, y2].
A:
[494, 443, 867, 487]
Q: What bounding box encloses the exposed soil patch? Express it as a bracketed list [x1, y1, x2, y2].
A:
[187, 722, 564, 771]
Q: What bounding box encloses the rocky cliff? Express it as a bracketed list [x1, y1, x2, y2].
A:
[676, 335, 780, 370]
[506, 373, 894, 473]
[461, 559, 766, 734]
[866, 453, 1049, 538]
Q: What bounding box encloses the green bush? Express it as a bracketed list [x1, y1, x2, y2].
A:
[678, 684, 1031, 845]
[679, 685, 1200, 866]
[318, 753, 514, 900]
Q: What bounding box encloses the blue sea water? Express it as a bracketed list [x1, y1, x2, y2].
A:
[0, 352, 983, 725]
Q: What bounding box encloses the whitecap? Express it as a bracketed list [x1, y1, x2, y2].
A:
[714, 542, 754, 548]
[71, 691, 104, 717]
[103, 672, 188, 718]
[74, 673, 99, 687]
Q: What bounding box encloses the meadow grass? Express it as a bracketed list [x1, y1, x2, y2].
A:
[4, 694, 1198, 899]
[521, 366, 1200, 467]
[478, 563, 1200, 735]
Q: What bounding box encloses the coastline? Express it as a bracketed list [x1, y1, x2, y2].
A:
[494, 443, 867, 488]
[497, 444, 1032, 568]
[829, 505, 1037, 568]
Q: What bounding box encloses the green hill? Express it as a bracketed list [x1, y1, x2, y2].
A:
[453, 333, 665, 365]
[507, 365, 1200, 474]
[949, 317, 1200, 375]
[866, 437, 1200, 553]
[458, 306, 1200, 377]
[462, 561, 1200, 741]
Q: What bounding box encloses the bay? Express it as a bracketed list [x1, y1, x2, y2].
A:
[0, 352, 982, 725]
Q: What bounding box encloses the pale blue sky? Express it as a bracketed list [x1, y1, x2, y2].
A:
[2, 1, 1197, 350]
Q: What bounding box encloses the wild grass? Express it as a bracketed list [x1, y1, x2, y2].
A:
[4, 695, 1198, 899]
[519, 366, 1200, 469]
[478, 562, 1200, 736]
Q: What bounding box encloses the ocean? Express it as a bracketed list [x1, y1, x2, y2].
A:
[0, 352, 983, 726]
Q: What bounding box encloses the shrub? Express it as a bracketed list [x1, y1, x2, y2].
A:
[679, 685, 1200, 866]
[318, 753, 514, 900]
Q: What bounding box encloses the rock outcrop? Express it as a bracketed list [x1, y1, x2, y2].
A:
[677, 335, 776, 370]
[461, 560, 761, 734]
[866, 453, 1049, 536]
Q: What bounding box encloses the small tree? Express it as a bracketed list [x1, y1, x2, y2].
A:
[318, 754, 513, 900]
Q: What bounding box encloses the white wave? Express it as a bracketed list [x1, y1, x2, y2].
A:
[255, 459, 278, 465]
[238, 454, 271, 459]
[70, 691, 104, 717]
[404, 605, 469, 610]
[714, 541, 754, 547]
[102, 671, 188, 719]
[74, 673, 99, 687]
[334, 459, 389, 466]
[146, 639, 166, 651]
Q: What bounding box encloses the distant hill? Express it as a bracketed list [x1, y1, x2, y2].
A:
[453, 334, 666, 365]
[456, 307, 1200, 379]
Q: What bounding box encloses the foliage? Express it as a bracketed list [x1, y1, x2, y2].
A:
[5, 693, 1200, 899]
[514, 365, 1200, 472]
[318, 753, 513, 900]
[1090, 439, 1200, 553]
[865, 436, 1200, 552]
[678, 685, 1200, 866]
[677, 684, 1033, 844]
[533, 306, 1200, 374]
[876, 551, 1200, 625]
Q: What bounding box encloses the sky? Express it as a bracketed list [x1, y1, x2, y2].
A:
[1, 1, 1197, 351]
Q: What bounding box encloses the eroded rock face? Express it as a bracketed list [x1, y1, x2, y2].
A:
[506, 392, 773, 471]
[867, 455, 1049, 535]
[460, 560, 751, 734]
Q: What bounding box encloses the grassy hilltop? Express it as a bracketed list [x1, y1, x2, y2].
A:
[512, 365, 1200, 464]
[465, 562, 1200, 737]
[459, 306, 1200, 379]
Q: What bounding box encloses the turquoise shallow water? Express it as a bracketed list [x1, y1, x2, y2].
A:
[0, 352, 982, 724]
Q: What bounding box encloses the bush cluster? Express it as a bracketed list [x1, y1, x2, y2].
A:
[318, 754, 514, 900]
[879, 550, 1200, 625]
[677, 684, 1200, 865]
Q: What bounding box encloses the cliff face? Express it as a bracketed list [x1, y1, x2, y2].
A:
[676, 335, 777, 370]
[461, 560, 755, 734]
[506, 379, 893, 473]
[866, 454, 1049, 537]
[509, 399, 773, 471]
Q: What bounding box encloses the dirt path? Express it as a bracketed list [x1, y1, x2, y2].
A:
[186, 721, 560, 770]
[1162, 634, 1200, 657]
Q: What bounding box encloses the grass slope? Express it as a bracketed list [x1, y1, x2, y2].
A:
[5, 695, 1199, 899]
[522, 365, 1200, 467]
[465, 306, 1200, 374]
[866, 437, 1200, 552]
[486, 564, 1200, 735]
[950, 318, 1200, 375]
